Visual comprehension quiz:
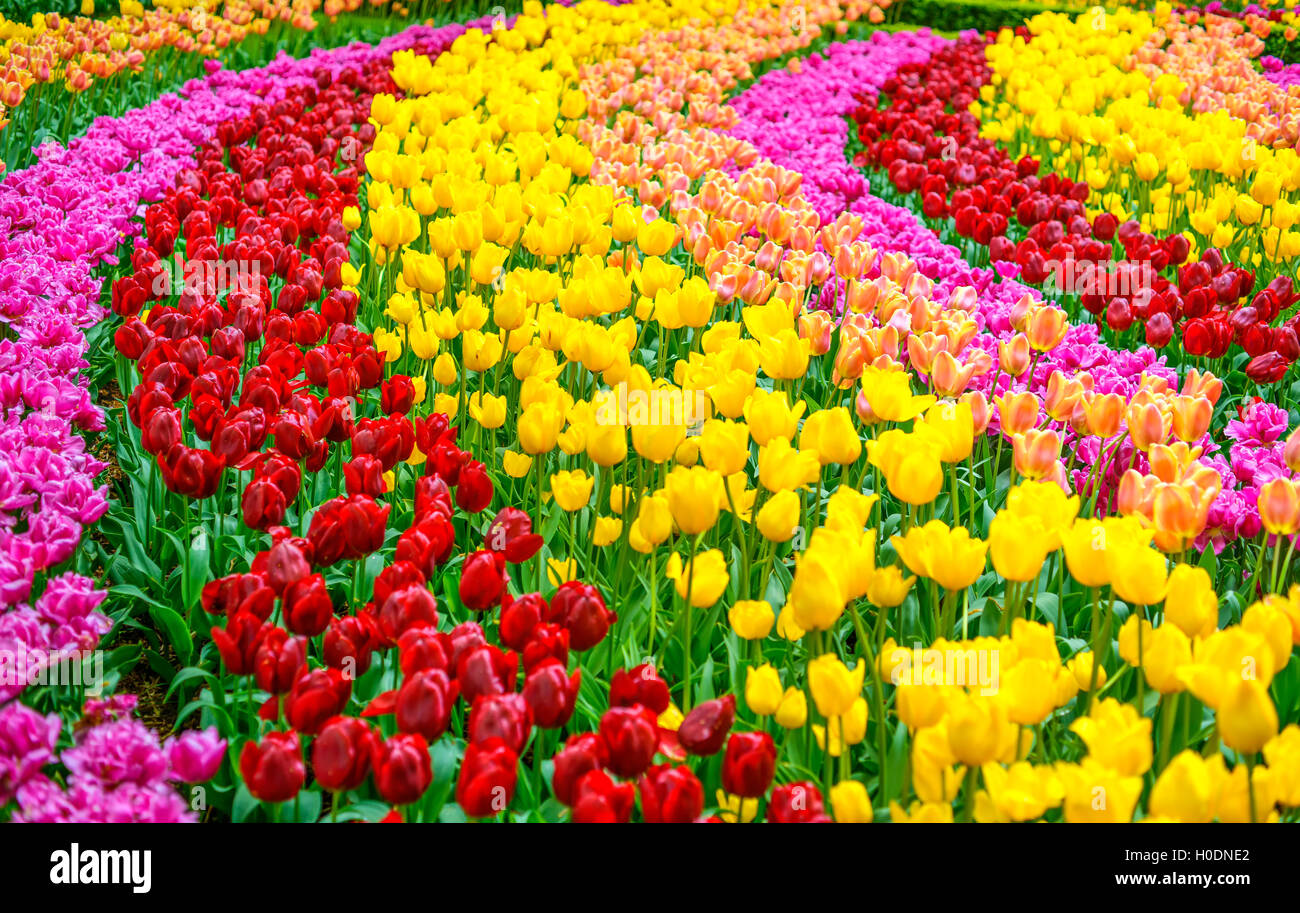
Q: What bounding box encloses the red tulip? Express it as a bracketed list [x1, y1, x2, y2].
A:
[456, 737, 518, 818]
[282, 573, 334, 637]
[396, 668, 458, 742]
[459, 549, 508, 611]
[312, 716, 375, 793]
[371, 734, 433, 806]
[456, 644, 517, 704]
[284, 667, 351, 735]
[571, 770, 636, 823]
[499, 592, 547, 650]
[455, 460, 493, 513]
[598, 705, 659, 779]
[520, 623, 570, 672]
[639, 764, 704, 823]
[609, 663, 671, 714]
[211, 611, 270, 675]
[253, 628, 307, 695]
[239, 732, 304, 803]
[201, 573, 274, 619]
[721, 731, 776, 799]
[767, 781, 832, 823]
[522, 659, 580, 729]
[548, 581, 615, 650]
[484, 506, 543, 563]
[550, 733, 608, 807]
[468, 693, 532, 754]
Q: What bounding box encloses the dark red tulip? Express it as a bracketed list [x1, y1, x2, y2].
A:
[1246, 352, 1290, 384]
[322, 613, 380, 677]
[677, 695, 736, 756]
[395, 665, 458, 741]
[397, 626, 454, 677]
[242, 477, 287, 531]
[377, 583, 439, 642]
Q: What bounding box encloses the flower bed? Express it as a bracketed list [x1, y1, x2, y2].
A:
[2, 0, 1300, 825]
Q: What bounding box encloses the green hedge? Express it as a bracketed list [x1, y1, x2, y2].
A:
[891, 0, 1082, 33]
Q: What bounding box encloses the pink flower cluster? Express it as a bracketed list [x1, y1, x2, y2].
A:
[1, 695, 224, 822]
[726, 31, 1268, 549]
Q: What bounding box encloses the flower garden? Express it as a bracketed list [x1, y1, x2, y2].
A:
[2, 0, 1300, 825]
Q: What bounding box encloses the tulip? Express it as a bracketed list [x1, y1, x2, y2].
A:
[677, 695, 736, 756]
[830, 780, 873, 823]
[744, 664, 783, 716]
[665, 549, 730, 608]
[313, 717, 376, 793]
[728, 600, 775, 640]
[550, 469, 594, 512]
[239, 732, 305, 804]
[767, 781, 832, 823]
[459, 549, 509, 611]
[639, 764, 704, 823]
[371, 733, 433, 807]
[572, 769, 637, 823]
[551, 733, 609, 807]
[522, 659, 581, 729]
[396, 668, 458, 742]
[664, 465, 723, 534]
[609, 664, 671, 714]
[284, 667, 352, 735]
[599, 706, 659, 779]
[721, 731, 776, 798]
[166, 729, 227, 784]
[548, 581, 616, 650]
[281, 574, 335, 638]
[468, 693, 532, 755]
[807, 654, 866, 719]
[1219, 678, 1279, 756]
